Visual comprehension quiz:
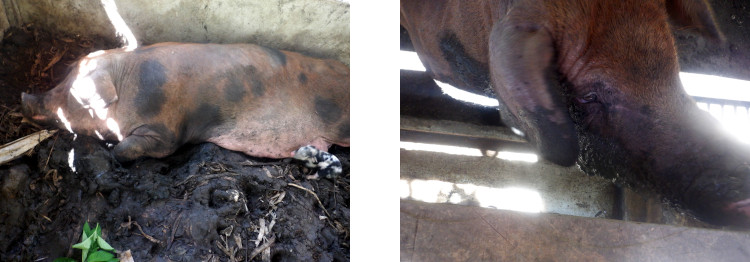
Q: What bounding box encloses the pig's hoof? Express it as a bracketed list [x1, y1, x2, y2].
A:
[292, 145, 342, 179]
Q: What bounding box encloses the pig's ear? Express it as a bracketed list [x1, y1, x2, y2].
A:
[489, 21, 579, 166]
[666, 0, 725, 41]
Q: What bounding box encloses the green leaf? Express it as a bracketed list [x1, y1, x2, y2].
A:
[85, 224, 101, 251]
[81, 224, 90, 242]
[96, 236, 115, 251]
[88, 248, 99, 258]
[87, 250, 115, 262]
[107, 259, 120, 262]
[90, 239, 99, 253]
[53, 257, 77, 262]
[81, 231, 89, 243]
[95, 224, 102, 238]
[83, 222, 93, 237]
[72, 234, 93, 250]
[74, 232, 96, 262]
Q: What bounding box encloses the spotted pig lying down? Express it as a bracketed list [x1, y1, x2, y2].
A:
[21, 43, 349, 177]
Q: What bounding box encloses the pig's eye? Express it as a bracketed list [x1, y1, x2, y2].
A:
[579, 92, 597, 103]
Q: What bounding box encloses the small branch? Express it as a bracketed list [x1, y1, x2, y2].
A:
[134, 221, 163, 245]
[248, 235, 276, 261]
[122, 217, 163, 246]
[167, 212, 183, 250]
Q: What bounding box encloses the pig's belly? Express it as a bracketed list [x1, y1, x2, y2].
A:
[205, 120, 332, 159]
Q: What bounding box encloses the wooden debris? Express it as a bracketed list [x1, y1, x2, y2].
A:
[248, 235, 276, 262]
[120, 216, 163, 246]
[0, 129, 56, 166]
[41, 46, 67, 72]
[117, 250, 134, 262]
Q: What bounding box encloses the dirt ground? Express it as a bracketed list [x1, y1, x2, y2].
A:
[0, 26, 350, 261]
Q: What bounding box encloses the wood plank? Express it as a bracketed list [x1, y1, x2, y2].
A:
[400, 149, 615, 218]
[400, 116, 525, 143]
[400, 70, 502, 126]
[401, 199, 750, 262]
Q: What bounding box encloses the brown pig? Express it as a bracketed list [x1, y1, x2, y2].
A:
[402, 0, 750, 227]
[21, 43, 349, 162]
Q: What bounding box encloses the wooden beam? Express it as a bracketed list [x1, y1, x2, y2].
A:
[401, 116, 525, 143]
[400, 70, 502, 126]
[401, 200, 750, 261]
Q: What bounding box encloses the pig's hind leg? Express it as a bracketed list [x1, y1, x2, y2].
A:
[292, 145, 343, 179]
[113, 124, 178, 162]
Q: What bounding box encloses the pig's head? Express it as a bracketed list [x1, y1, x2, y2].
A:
[490, 0, 750, 226]
[21, 91, 60, 127]
[21, 55, 120, 139]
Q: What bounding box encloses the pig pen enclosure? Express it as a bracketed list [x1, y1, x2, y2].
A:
[401, 0, 750, 260]
[0, 1, 350, 261]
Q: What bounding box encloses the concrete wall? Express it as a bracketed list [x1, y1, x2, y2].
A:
[1, 0, 349, 63]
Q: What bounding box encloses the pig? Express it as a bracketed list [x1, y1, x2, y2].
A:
[401, 0, 750, 227]
[21, 42, 350, 164]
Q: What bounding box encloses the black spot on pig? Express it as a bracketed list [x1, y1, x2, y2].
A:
[252, 79, 264, 97]
[248, 66, 264, 97]
[439, 31, 490, 93]
[224, 66, 249, 102]
[337, 122, 349, 139]
[262, 46, 287, 66]
[298, 73, 308, 84]
[136, 60, 167, 118]
[181, 103, 224, 143]
[314, 96, 342, 124]
[224, 77, 246, 102]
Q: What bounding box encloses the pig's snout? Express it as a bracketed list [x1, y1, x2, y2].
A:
[722, 199, 750, 227]
[21, 92, 51, 124]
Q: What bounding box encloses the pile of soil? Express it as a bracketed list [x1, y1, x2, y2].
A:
[0, 26, 350, 261]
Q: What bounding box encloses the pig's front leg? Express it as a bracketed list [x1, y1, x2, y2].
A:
[113, 124, 178, 162]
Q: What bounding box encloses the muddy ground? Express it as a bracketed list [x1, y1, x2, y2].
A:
[0, 26, 350, 261]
